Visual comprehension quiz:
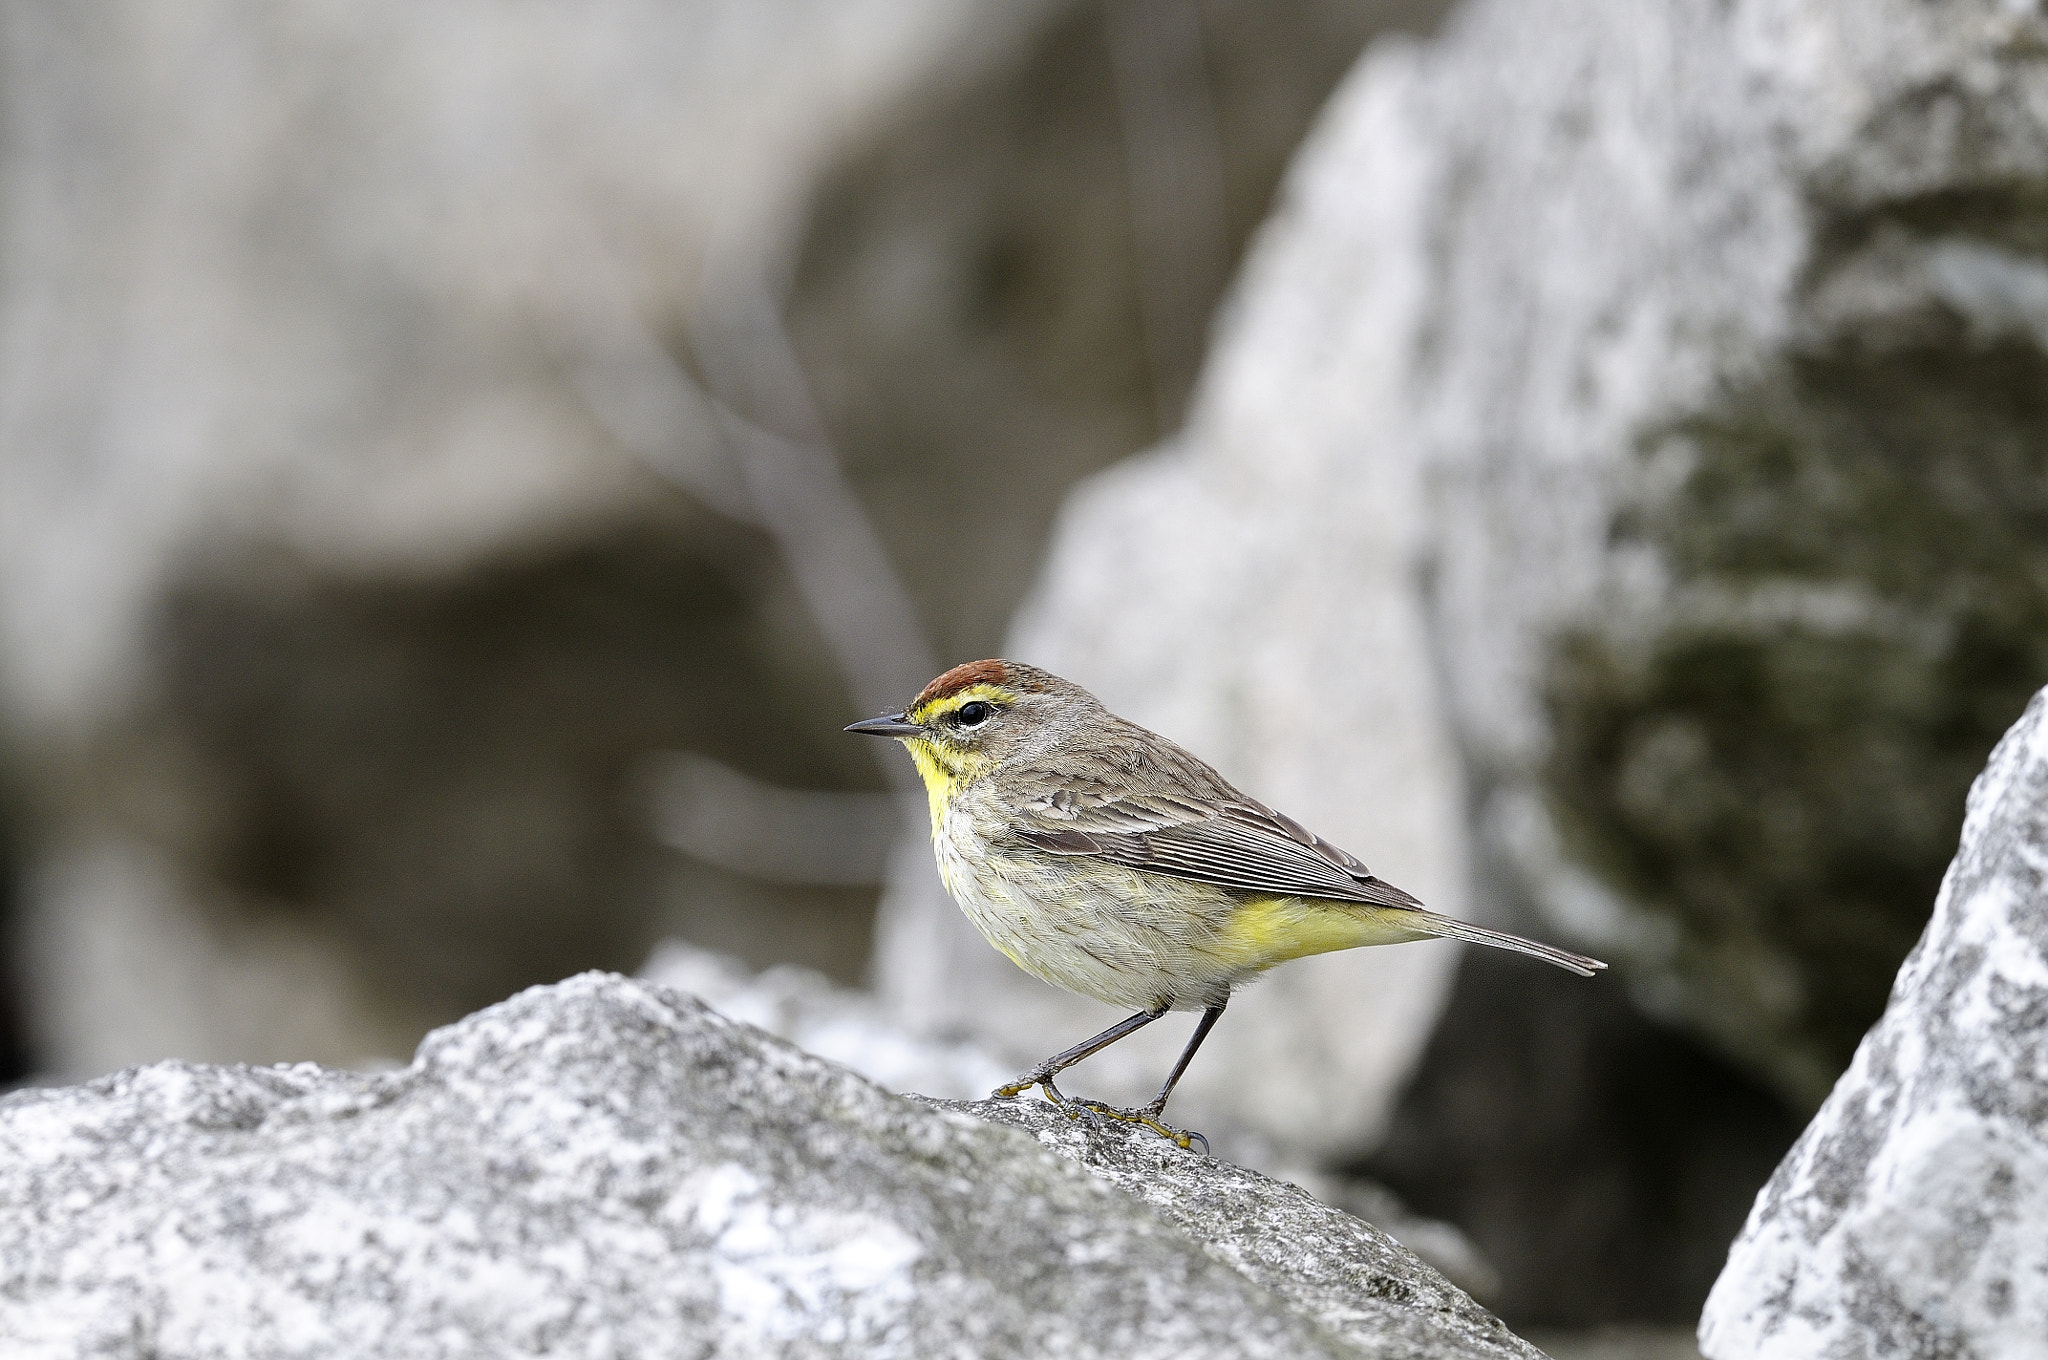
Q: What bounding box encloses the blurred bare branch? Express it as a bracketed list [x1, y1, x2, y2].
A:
[638, 752, 899, 885]
[1103, 0, 1231, 430]
[564, 238, 935, 800]
[689, 262, 940, 718]
[568, 310, 759, 527]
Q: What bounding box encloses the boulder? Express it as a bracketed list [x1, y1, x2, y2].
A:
[1353, 0, 2048, 1325]
[1408, 0, 2048, 1116]
[0, 972, 1538, 1359]
[1699, 687, 2048, 1358]
[637, 939, 1501, 1298]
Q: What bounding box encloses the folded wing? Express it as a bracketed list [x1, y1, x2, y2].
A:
[1009, 788, 1424, 911]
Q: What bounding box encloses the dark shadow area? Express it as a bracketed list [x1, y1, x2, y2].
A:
[119, 510, 887, 1031]
[1545, 333, 2048, 1105]
[1355, 948, 1804, 1328]
[0, 787, 31, 1084]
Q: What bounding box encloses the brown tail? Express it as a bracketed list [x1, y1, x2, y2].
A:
[1393, 908, 1607, 977]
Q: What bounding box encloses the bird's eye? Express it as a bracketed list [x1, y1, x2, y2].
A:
[954, 700, 994, 727]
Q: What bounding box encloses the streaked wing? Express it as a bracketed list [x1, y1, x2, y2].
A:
[1009, 784, 1423, 911]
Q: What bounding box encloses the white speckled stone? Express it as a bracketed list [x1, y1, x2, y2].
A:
[1701, 686, 2048, 1359]
[0, 972, 1538, 1359]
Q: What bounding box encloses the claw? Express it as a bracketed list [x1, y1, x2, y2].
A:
[993, 1063, 1061, 1100]
[993, 1069, 1051, 1101]
[1073, 1098, 1209, 1153]
[995, 1074, 1107, 1129]
[993, 1065, 1208, 1153]
[1060, 1094, 1111, 1131]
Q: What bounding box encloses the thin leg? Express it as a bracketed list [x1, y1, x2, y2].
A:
[1142, 1001, 1226, 1117]
[993, 1007, 1165, 1100]
[1057, 1002, 1229, 1155]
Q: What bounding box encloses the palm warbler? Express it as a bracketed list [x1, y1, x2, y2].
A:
[849, 659, 1605, 1149]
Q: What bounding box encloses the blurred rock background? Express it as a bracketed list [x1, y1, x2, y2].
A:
[1, 0, 2044, 1346]
[0, 0, 1416, 1075]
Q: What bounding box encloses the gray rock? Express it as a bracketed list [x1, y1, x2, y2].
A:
[1348, 0, 2048, 1322]
[1699, 686, 2048, 1359]
[1392, 0, 2048, 1110]
[638, 941, 1503, 1298]
[935, 1097, 1529, 1358]
[0, 971, 1538, 1359]
[1345, 0, 2048, 1322]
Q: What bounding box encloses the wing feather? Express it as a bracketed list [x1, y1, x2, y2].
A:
[999, 737, 1606, 975]
[1009, 784, 1423, 910]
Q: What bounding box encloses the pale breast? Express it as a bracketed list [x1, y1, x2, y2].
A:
[932, 795, 1246, 1011]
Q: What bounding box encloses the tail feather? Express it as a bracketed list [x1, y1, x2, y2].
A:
[1395, 908, 1607, 977]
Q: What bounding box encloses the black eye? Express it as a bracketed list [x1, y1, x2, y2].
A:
[954, 701, 994, 727]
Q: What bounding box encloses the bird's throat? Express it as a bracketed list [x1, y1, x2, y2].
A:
[905, 738, 989, 834]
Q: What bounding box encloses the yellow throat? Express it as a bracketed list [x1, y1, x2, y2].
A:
[901, 681, 1010, 831]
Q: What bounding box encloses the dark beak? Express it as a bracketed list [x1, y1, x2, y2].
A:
[845, 712, 922, 738]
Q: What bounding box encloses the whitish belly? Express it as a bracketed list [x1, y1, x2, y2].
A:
[933, 808, 1242, 1011]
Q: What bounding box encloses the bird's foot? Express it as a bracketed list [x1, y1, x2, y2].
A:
[1072, 1098, 1210, 1155]
[992, 1073, 1108, 1129]
[992, 1069, 1048, 1101]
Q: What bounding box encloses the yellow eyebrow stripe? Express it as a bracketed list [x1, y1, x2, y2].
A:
[910, 683, 1014, 724]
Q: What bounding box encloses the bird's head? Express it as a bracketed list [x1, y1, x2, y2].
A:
[846, 659, 1094, 810]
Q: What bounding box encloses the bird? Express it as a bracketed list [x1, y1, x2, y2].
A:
[848, 658, 1606, 1149]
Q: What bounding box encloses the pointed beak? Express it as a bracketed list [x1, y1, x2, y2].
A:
[845, 712, 922, 738]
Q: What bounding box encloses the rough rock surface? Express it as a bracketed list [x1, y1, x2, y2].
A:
[0, 971, 1538, 1359]
[1700, 687, 2048, 1359]
[938, 1097, 1528, 1357]
[639, 939, 1502, 1298]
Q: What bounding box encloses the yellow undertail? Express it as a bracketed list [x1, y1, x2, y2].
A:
[1214, 897, 1606, 977]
